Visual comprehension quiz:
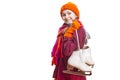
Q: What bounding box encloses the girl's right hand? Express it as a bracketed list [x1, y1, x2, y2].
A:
[64, 20, 81, 38]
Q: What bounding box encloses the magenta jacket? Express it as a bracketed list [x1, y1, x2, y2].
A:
[51, 23, 86, 80]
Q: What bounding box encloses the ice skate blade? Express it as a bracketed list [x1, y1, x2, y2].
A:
[63, 70, 92, 76]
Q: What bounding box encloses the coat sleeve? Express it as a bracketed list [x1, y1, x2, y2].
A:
[62, 27, 86, 57]
[62, 36, 77, 56]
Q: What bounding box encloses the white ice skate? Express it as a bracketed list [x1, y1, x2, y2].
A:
[82, 46, 95, 68]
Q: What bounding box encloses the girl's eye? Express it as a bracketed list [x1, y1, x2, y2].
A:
[62, 14, 66, 16]
[68, 12, 71, 15]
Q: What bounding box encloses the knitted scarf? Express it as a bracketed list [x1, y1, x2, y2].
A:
[51, 25, 66, 65]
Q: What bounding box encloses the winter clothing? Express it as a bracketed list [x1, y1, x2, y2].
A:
[60, 2, 80, 19]
[51, 1, 87, 80]
[64, 20, 81, 38]
[51, 21, 86, 80]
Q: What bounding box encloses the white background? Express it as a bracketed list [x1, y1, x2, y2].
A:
[0, 0, 120, 80]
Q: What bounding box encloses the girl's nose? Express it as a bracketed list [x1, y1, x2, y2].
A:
[65, 14, 69, 18]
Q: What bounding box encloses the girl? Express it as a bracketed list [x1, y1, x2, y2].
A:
[51, 2, 93, 80]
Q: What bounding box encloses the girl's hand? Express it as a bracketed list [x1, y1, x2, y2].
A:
[64, 20, 81, 38]
[72, 20, 80, 29]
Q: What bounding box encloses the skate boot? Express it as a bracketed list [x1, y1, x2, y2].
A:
[82, 46, 95, 68]
[63, 50, 92, 76]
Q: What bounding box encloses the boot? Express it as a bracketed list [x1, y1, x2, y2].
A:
[63, 50, 92, 76]
[67, 50, 92, 72]
[82, 46, 95, 68]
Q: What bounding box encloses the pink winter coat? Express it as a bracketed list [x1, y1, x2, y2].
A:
[51, 23, 86, 80]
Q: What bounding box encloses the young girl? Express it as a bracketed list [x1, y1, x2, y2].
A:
[51, 2, 93, 80]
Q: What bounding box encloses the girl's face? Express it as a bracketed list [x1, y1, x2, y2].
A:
[61, 10, 77, 25]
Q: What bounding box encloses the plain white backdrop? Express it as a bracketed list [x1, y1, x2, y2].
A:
[0, 0, 120, 80]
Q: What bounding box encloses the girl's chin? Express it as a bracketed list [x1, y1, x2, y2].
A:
[65, 21, 72, 25]
[65, 23, 72, 26]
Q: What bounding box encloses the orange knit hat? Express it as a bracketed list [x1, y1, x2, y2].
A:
[60, 2, 80, 19]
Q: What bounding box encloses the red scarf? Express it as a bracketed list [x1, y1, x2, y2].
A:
[51, 25, 66, 65]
